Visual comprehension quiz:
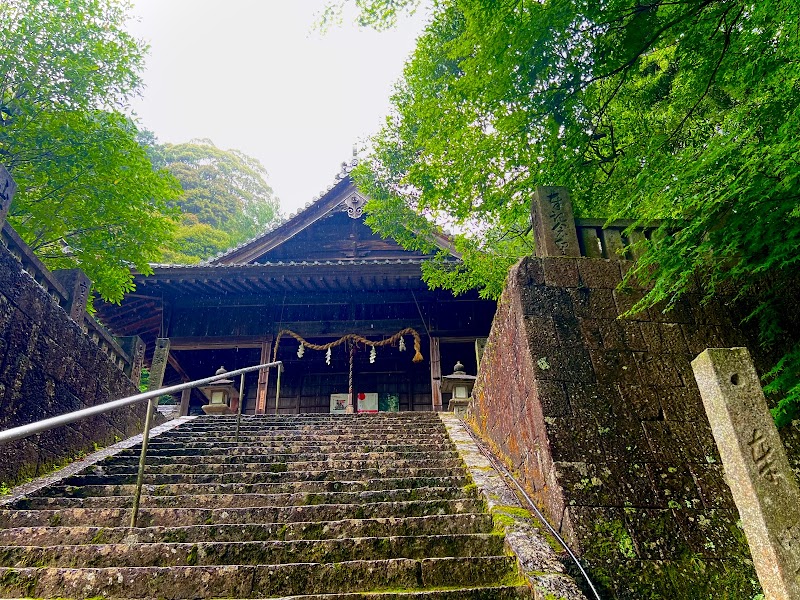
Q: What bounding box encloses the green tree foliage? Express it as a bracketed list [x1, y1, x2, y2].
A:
[346, 0, 800, 422]
[318, 0, 422, 31]
[0, 0, 180, 302]
[147, 139, 281, 263]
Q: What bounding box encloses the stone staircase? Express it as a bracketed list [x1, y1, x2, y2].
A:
[0, 413, 533, 599]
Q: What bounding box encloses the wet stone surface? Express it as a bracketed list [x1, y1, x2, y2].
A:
[0, 413, 541, 599]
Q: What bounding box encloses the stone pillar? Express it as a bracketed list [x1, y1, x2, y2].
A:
[531, 186, 580, 258]
[148, 339, 171, 392]
[430, 337, 442, 412]
[0, 165, 17, 226]
[116, 335, 146, 386]
[53, 268, 92, 323]
[692, 347, 800, 599]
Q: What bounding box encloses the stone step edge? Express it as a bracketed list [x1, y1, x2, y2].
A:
[0, 556, 521, 598]
[15, 486, 472, 508]
[0, 513, 495, 544]
[438, 413, 586, 600]
[262, 587, 531, 600]
[42, 476, 470, 495]
[61, 466, 464, 483]
[87, 464, 465, 475]
[0, 532, 505, 562]
[0, 417, 196, 509]
[0, 498, 485, 527]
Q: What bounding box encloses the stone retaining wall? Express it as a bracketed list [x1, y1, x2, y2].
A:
[470, 255, 774, 599]
[0, 169, 148, 486]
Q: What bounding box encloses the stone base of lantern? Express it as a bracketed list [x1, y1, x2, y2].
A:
[448, 397, 471, 418]
[202, 403, 234, 415]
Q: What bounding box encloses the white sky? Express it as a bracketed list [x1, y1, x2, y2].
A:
[126, 1, 430, 214]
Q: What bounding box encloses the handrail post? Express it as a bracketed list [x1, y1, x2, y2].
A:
[130, 395, 157, 528]
[274, 363, 282, 415]
[235, 372, 245, 444]
[130, 338, 170, 528]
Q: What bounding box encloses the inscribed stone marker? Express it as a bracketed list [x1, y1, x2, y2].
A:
[692, 347, 800, 599]
[531, 186, 580, 258]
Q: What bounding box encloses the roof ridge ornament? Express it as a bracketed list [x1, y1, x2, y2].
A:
[335, 153, 359, 181]
[343, 191, 367, 219]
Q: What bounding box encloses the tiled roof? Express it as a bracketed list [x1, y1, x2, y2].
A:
[201, 158, 360, 265]
[145, 257, 430, 271]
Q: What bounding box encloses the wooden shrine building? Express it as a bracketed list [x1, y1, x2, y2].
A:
[96, 164, 497, 415]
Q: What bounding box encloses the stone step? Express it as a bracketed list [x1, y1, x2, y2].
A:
[0, 556, 519, 598]
[161, 424, 447, 433]
[90, 458, 463, 476]
[152, 432, 450, 447]
[0, 514, 495, 546]
[158, 431, 448, 441]
[114, 444, 453, 458]
[154, 420, 443, 427]
[60, 466, 464, 486]
[37, 476, 471, 498]
[0, 533, 505, 568]
[116, 446, 461, 469]
[0, 498, 484, 527]
[105, 450, 461, 466]
[111, 446, 458, 466]
[171, 424, 445, 433]
[263, 590, 529, 600]
[141, 437, 452, 448]
[15, 486, 471, 510]
[99, 458, 460, 473]
[186, 410, 438, 423]
[181, 415, 442, 423]
[138, 438, 453, 450]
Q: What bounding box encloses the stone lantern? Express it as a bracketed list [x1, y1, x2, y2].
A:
[441, 360, 476, 418]
[200, 366, 238, 415]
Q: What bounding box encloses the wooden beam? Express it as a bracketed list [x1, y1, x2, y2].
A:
[201, 279, 228, 294]
[167, 353, 191, 383]
[169, 336, 267, 350]
[112, 314, 162, 335]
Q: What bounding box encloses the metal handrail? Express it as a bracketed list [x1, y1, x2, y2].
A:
[0, 360, 282, 527]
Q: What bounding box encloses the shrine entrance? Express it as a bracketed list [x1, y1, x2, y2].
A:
[268, 328, 428, 415]
[96, 172, 496, 415]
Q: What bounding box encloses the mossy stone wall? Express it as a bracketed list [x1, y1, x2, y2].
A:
[0, 244, 145, 487]
[469, 255, 782, 599]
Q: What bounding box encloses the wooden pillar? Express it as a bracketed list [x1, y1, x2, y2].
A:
[430, 337, 442, 412]
[255, 339, 272, 415]
[179, 388, 192, 417]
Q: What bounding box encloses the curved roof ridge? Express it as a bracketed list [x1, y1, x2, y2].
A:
[206, 158, 360, 265]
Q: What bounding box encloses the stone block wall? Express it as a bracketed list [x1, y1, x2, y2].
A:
[470, 255, 763, 599]
[0, 242, 147, 487]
